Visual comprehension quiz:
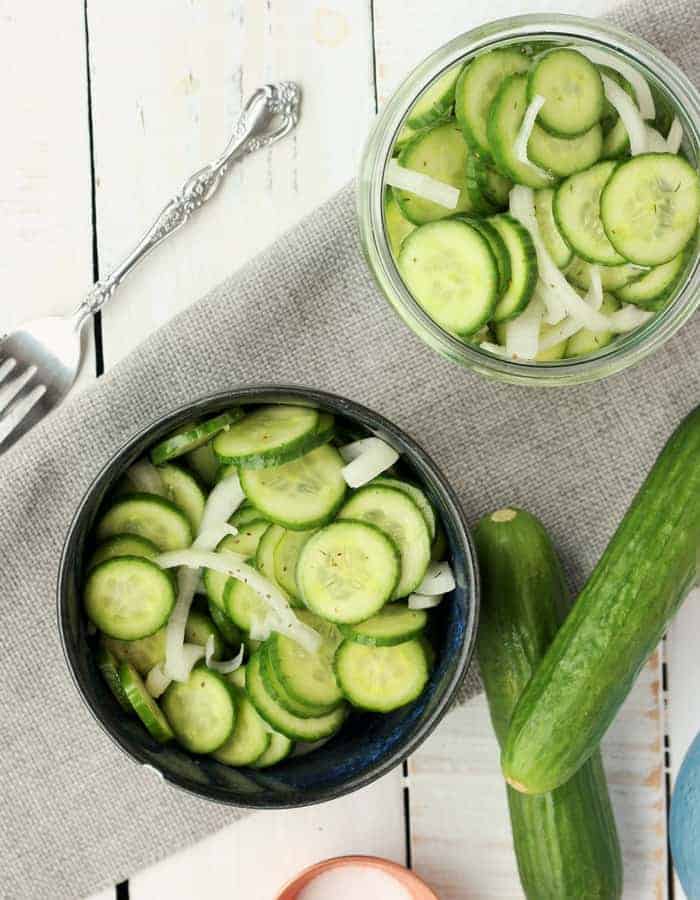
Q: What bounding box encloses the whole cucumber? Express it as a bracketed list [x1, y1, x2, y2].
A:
[504, 406, 700, 794]
[475, 508, 622, 899]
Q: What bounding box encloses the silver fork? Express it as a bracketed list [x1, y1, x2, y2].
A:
[0, 81, 301, 455]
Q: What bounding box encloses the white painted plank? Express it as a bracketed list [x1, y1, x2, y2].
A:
[129, 769, 406, 899]
[0, 1, 94, 374]
[409, 652, 668, 899]
[85, 888, 115, 900]
[87, 0, 375, 366]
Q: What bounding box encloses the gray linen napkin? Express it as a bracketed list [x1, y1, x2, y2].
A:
[1, 2, 698, 898]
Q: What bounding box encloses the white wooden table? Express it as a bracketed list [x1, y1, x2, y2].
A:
[2, 2, 697, 897]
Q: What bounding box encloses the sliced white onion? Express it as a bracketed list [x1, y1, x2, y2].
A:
[645, 125, 669, 153]
[606, 305, 654, 332]
[585, 265, 603, 311]
[196, 473, 245, 551]
[479, 341, 509, 357]
[514, 94, 551, 182]
[126, 459, 166, 497]
[147, 644, 205, 697]
[505, 295, 546, 360]
[385, 158, 460, 210]
[196, 522, 239, 551]
[408, 593, 444, 610]
[156, 549, 321, 654]
[538, 316, 584, 352]
[340, 437, 399, 488]
[248, 614, 273, 642]
[567, 45, 655, 120]
[205, 634, 245, 674]
[666, 117, 684, 154]
[164, 566, 201, 681]
[509, 186, 611, 332]
[416, 561, 456, 596]
[601, 74, 648, 156]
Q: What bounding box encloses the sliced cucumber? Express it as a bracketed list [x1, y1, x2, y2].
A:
[203, 532, 258, 612]
[334, 639, 430, 712]
[212, 405, 319, 469]
[370, 477, 436, 542]
[88, 533, 159, 569]
[226, 519, 270, 559]
[267, 626, 343, 709]
[297, 520, 400, 623]
[460, 217, 511, 297]
[208, 599, 243, 647]
[565, 292, 620, 357]
[602, 117, 630, 160]
[528, 49, 604, 137]
[119, 662, 174, 743]
[157, 463, 206, 531]
[534, 188, 573, 269]
[338, 485, 431, 600]
[536, 322, 569, 361]
[465, 154, 499, 216]
[251, 731, 294, 768]
[230, 504, 268, 527]
[85, 556, 175, 640]
[487, 214, 539, 322]
[600, 154, 700, 266]
[150, 411, 242, 465]
[185, 606, 225, 659]
[615, 248, 691, 309]
[566, 257, 646, 292]
[212, 686, 271, 766]
[96, 644, 132, 712]
[397, 219, 499, 336]
[96, 493, 192, 551]
[528, 123, 603, 178]
[468, 154, 513, 208]
[161, 666, 236, 753]
[394, 122, 473, 225]
[256, 523, 301, 606]
[384, 189, 416, 257]
[274, 528, 316, 600]
[339, 603, 428, 647]
[102, 628, 166, 676]
[260, 643, 335, 717]
[246, 652, 347, 741]
[554, 161, 626, 265]
[240, 444, 346, 531]
[224, 577, 269, 633]
[487, 75, 555, 189]
[455, 47, 530, 158]
[406, 64, 461, 129]
[185, 442, 219, 487]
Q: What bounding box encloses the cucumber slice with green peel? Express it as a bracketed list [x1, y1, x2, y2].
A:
[615, 248, 692, 309]
[157, 463, 206, 531]
[430, 521, 448, 563]
[384, 189, 416, 257]
[88, 533, 159, 569]
[339, 603, 428, 647]
[406, 65, 461, 129]
[119, 663, 175, 743]
[601, 117, 630, 160]
[565, 257, 646, 292]
[467, 155, 513, 208]
[487, 214, 539, 322]
[393, 122, 474, 225]
[208, 600, 243, 647]
[96, 493, 193, 551]
[528, 123, 603, 178]
[534, 189, 573, 269]
[230, 504, 268, 527]
[243, 636, 262, 658]
[274, 528, 316, 600]
[226, 665, 247, 689]
[370, 477, 436, 542]
[266, 625, 343, 709]
[527, 49, 605, 137]
[565, 293, 620, 357]
[460, 218, 511, 297]
[251, 731, 294, 768]
[229, 519, 271, 558]
[185, 607, 225, 659]
[554, 161, 626, 266]
[260, 643, 336, 717]
[600, 154, 700, 266]
[535, 322, 569, 361]
[334, 639, 430, 712]
[85, 557, 175, 640]
[256, 523, 301, 607]
[247, 652, 347, 741]
[465, 154, 499, 215]
[397, 219, 500, 336]
[150, 411, 243, 465]
[212, 405, 319, 469]
[186, 442, 219, 487]
[487, 75, 555, 190]
[455, 47, 530, 158]
[338, 485, 431, 600]
[297, 520, 400, 623]
[212, 686, 271, 766]
[96, 645, 132, 712]
[224, 577, 270, 633]
[203, 532, 256, 612]
[102, 628, 166, 676]
[161, 666, 236, 753]
[240, 444, 347, 531]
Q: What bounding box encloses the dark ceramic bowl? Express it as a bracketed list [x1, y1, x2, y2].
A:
[58, 386, 478, 808]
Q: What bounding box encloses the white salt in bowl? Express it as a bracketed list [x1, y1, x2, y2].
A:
[276, 855, 439, 900]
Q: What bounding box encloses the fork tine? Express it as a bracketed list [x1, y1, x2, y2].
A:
[0, 364, 37, 415]
[0, 357, 17, 386]
[0, 381, 47, 451]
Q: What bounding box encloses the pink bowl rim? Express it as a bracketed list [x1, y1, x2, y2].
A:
[275, 854, 439, 899]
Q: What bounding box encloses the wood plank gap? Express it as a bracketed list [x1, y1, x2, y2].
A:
[661, 637, 675, 900]
[116, 881, 130, 900]
[368, 0, 379, 113]
[402, 759, 412, 870]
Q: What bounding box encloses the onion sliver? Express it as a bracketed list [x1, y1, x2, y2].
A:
[416, 561, 456, 595]
[156, 549, 321, 654]
[408, 593, 443, 610]
[538, 317, 584, 352]
[514, 95, 551, 181]
[585, 265, 603, 311]
[645, 126, 669, 153]
[385, 158, 460, 210]
[667, 117, 684, 154]
[196, 473, 245, 550]
[601, 75, 648, 156]
[568, 45, 655, 119]
[205, 635, 245, 674]
[479, 341, 509, 357]
[164, 567, 201, 681]
[126, 459, 166, 497]
[340, 437, 399, 488]
[606, 305, 654, 332]
[505, 295, 545, 360]
[145, 664, 171, 698]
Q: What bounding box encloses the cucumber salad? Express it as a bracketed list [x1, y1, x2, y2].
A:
[84, 404, 453, 767]
[385, 43, 700, 362]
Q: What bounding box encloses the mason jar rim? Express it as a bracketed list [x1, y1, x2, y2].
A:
[357, 13, 700, 386]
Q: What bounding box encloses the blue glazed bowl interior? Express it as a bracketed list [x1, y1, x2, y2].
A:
[58, 386, 478, 808]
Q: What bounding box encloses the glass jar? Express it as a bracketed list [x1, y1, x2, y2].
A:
[357, 14, 700, 386]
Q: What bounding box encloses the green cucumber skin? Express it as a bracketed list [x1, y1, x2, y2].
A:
[503, 407, 700, 795]
[474, 509, 622, 900]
